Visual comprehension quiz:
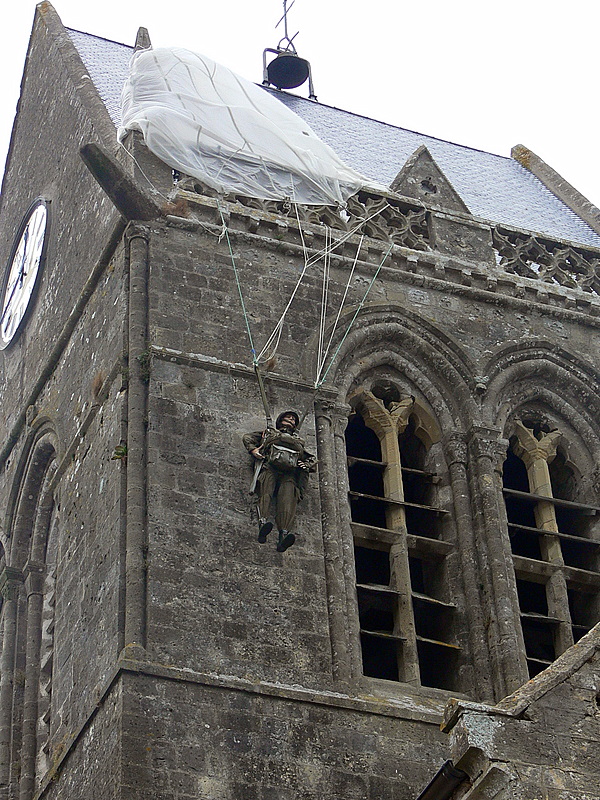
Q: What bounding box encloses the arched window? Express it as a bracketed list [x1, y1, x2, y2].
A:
[0, 431, 58, 799]
[345, 384, 461, 691]
[34, 502, 58, 783]
[503, 418, 600, 677]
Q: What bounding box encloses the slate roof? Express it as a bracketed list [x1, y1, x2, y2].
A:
[67, 28, 600, 250]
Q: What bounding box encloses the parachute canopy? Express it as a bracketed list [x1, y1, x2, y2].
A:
[119, 47, 371, 206]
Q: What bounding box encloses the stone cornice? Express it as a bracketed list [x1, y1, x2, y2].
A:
[166, 195, 600, 326]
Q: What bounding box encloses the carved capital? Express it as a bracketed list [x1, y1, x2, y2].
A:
[468, 426, 508, 473]
[511, 421, 561, 468]
[444, 431, 468, 466]
[314, 398, 336, 422]
[315, 400, 351, 433]
[0, 567, 24, 601]
[24, 561, 46, 597]
[125, 221, 152, 243]
[333, 404, 352, 438]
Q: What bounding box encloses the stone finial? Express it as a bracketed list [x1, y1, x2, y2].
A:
[134, 27, 152, 51]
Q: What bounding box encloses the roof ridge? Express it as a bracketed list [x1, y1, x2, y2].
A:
[264, 86, 514, 163]
[65, 32, 600, 248]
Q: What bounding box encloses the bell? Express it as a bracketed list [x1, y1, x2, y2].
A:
[266, 53, 310, 90]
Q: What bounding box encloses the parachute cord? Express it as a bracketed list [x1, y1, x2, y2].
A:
[317, 234, 364, 381]
[317, 226, 331, 376]
[315, 242, 394, 389]
[254, 202, 312, 363]
[256, 202, 390, 363]
[254, 201, 392, 366]
[322, 235, 332, 367]
[258, 322, 284, 366]
[304, 202, 392, 269]
[318, 228, 328, 373]
[217, 201, 257, 364]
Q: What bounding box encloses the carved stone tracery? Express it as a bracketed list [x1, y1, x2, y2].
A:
[176, 179, 431, 252]
[176, 176, 600, 309]
[345, 193, 429, 251]
[493, 227, 600, 295]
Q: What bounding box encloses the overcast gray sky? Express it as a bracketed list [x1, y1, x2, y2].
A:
[1, 0, 599, 208]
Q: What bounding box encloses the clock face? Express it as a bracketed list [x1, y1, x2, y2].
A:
[0, 199, 49, 349]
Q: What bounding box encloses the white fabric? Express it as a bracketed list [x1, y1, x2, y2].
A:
[118, 47, 371, 206]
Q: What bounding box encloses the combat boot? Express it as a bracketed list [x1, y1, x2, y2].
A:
[257, 519, 273, 543]
[276, 530, 295, 552]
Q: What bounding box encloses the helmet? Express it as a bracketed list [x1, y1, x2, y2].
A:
[276, 410, 300, 430]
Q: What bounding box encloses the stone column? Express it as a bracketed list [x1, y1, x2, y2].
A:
[0, 567, 24, 800]
[331, 404, 364, 683]
[358, 391, 419, 685]
[468, 426, 528, 696]
[512, 422, 573, 654]
[19, 562, 45, 800]
[444, 431, 494, 701]
[315, 400, 352, 687]
[124, 223, 150, 655]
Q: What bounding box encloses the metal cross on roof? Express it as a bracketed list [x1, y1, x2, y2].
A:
[276, 0, 300, 53]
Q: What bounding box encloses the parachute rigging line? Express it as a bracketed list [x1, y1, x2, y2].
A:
[316, 234, 364, 381]
[315, 241, 394, 389]
[316, 226, 331, 378]
[255, 201, 392, 364]
[217, 201, 257, 363]
[215, 196, 393, 421]
[254, 200, 312, 363]
[117, 142, 172, 203]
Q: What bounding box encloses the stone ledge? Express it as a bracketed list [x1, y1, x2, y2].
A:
[33, 654, 452, 797]
[442, 622, 600, 733]
[117, 656, 449, 724]
[150, 345, 338, 397]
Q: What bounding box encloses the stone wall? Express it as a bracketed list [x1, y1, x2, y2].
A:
[41, 678, 122, 800]
[445, 631, 600, 799]
[0, 8, 122, 440]
[119, 669, 448, 800]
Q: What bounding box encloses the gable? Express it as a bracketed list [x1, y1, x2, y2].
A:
[390, 145, 470, 214]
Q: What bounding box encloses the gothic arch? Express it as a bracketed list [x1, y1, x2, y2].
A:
[483, 339, 598, 386]
[335, 361, 486, 693]
[7, 424, 60, 569]
[489, 347, 600, 679]
[311, 303, 478, 430]
[484, 340, 600, 428]
[0, 422, 60, 799]
[481, 341, 600, 474]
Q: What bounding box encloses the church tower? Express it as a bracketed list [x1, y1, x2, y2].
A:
[1, 5, 599, 799]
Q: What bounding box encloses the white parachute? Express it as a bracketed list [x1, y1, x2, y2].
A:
[119, 47, 371, 206]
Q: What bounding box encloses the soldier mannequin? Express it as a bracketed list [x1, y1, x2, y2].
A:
[243, 411, 317, 552]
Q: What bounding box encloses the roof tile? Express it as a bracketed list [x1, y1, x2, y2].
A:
[66, 29, 600, 249]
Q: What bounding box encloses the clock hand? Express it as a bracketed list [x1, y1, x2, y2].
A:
[1, 278, 22, 325]
[1, 229, 30, 326]
[18, 228, 29, 286]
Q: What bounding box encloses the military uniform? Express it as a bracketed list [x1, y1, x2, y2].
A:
[243, 416, 317, 548]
